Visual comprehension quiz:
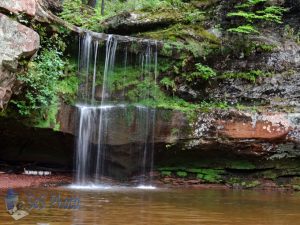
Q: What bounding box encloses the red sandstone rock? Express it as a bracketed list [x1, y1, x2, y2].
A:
[0, 174, 71, 189]
[217, 113, 293, 140]
[0, 0, 36, 16]
[0, 13, 40, 109]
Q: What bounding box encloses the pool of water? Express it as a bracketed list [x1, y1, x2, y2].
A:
[1, 186, 300, 225]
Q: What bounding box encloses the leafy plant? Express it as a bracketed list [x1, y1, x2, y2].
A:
[221, 70, 270, 82]
[176, 171, 188, 177]
[227, 0, 287, 34]
[199, 101, 229, 110]
[184, 63, 216, 81]
[160, 77, 176, 93]
[284, 25, 300, 44]
[60, 0, 186, 31]
[228, 24, 259, 34]
[12, 49, 65, 116]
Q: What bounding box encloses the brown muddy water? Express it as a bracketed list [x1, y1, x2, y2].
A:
[0, 186, 300, 225]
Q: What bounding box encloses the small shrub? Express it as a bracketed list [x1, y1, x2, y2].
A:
[12, 49, 65, 116]
[221, 70, 270, 82]
[161, 171, 172, 176]
[176, 171, 188, 177]
[185, 63, 216, 81]
[160, 77, 176, 93]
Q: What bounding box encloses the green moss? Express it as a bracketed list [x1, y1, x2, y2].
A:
[141, 24, 220, 59]
[158, 167, 185, 171]
[227, 161, 256, 170]
[34, 96, 60, 130]
[57, 75, 80, 104]
[176, 171, 188, 177]
[194, 168, 224, 183]
[241, 180, 261, 188]
[262, 170, 278, 180]
[293, 185, 300, 191]
[257, 44, 276, 52]
[187, 168, 224, 174]
[227, 178, 261, 188]
[290, 177, 300, 185]
[161, 171, 172, 176]
[161, 43, 175, 57]
[227, 177, 242, 185]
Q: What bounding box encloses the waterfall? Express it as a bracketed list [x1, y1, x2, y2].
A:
[75, 33, 158, 186]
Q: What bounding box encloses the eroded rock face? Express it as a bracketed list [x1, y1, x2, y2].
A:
[0, 13, 40, 109]
[56, 103, 300, 158]
[188, 110, 300, 158]
[207, 72, 300, 108]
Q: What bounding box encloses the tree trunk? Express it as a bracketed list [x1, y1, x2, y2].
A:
[87, 0, 98, 8]
[101, 0, 105, 15]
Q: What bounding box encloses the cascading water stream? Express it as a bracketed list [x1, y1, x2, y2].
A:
[74, 33, 158, 187]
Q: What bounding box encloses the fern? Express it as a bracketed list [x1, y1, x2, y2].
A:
[227, 0, 287, 35]
[228, 25, 259, 34]
[236, 0, 266, 9]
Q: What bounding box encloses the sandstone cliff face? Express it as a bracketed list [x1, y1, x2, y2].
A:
[0, 13, 39, 109]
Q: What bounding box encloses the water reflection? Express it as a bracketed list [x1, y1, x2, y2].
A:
[0, 188, 300, 225]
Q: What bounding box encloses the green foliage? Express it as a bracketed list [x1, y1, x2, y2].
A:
[228, 161, 256, 170]
[160, 77, 176, 93]
[257, 44, 276, 52]
[161, 171, 172, 176]
[57, 74, 80, 104]
[235, 0, 267, 8]
[284, 25, 300, 44]
[227, 0, 287, 34]
[176, 171, 188, 177]
[199, 101, 229, 110]
[146, 25, 220, 59]
[228, 25, 259, 34]
[12, 49, 65, 116]
[184, 10, 205, 24]
[241, 180, 261, 188]
[221, 70, 270, 82]
[184, 63, 216, 81]
[60, 0, 187, 31]
[31, 23, 68, 52]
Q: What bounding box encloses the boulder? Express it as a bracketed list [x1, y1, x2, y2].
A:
[101, 10, 183, 34]
[0, 13, 40, 109]
[0, 0, 63, 17]
[0, 0, 36, 16]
